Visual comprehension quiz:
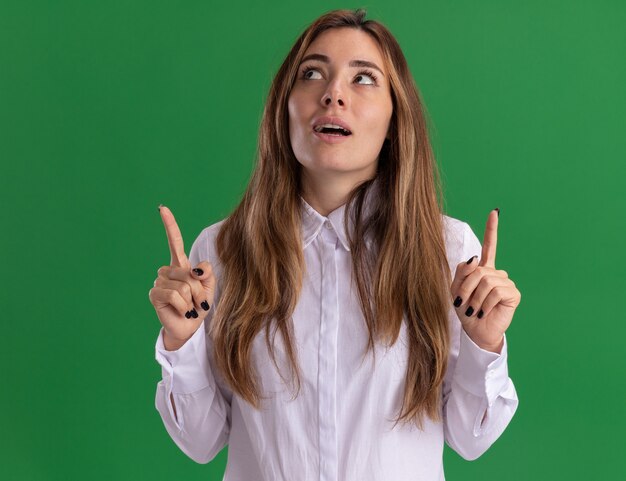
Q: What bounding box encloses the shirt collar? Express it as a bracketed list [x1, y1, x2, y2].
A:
[299, 178, 380, 252]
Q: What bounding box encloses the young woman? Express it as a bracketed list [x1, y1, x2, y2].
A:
[149, 9, 521, 480]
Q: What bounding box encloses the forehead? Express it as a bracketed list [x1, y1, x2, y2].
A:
[303, 27, 385, 66]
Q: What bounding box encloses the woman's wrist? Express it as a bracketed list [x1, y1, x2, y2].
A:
[162, 330, 189, 351]
[478, 336, 504, 354]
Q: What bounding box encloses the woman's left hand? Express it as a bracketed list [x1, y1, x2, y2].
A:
[450, 209, 522, 353]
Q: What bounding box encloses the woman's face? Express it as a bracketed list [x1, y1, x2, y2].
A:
[288, 27, 393, 182]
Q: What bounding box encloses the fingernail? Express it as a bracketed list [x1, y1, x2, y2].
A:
[477, 309, 484, 319]
[190, 308, 198, 318]
[184, 311, 192, 319]
[495, 207, 500, 217]
[465, 306, 474, 317]
[453, 296, 462, 307]
[158, 204, 164, 211]
[466, 255, 476, 264]
[192, 268, 204, 276]
[201, 300, 210, 311]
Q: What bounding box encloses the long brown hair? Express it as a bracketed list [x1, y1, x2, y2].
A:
[212, 8, 452, 429]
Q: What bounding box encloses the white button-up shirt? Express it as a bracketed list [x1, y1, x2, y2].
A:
[154, 193, 519, 481]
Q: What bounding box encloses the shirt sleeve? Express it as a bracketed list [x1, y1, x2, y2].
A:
[154, 226, 232, 464]
[442, 220, 519, 461]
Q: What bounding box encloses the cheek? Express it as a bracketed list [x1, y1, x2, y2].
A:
[360, 100, 392, 136]
[288, 89, 307, 117]
[288, 96, 305, 138]
[287, 95, 309, 157]
[375, 106, 393, 142]
[287, 98, 296, 132]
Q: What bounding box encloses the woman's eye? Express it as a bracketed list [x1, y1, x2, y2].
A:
[355, 71, 377, 85]
[302, 68, 322, 80]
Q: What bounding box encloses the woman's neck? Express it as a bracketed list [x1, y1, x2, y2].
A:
[300, 169, 376, 217]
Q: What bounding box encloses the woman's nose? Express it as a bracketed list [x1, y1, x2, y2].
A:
[321, 93, 345, 107]
[320, 81, 347, 108]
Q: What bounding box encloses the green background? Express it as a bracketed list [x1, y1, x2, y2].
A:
[1, 0, 624, 479]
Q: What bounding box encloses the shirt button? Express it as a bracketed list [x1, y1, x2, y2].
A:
[324, 220, 332, 229]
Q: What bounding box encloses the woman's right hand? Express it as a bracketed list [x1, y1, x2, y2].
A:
[149, 205, 216, 350]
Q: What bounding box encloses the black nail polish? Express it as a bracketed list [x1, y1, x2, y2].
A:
[466, 256, 476, 264]
[184, 311, 192, 319]
[190, 308, 198, 318]
[201, 300, 210, 311]
[465, 306, 474, 317]
[192, 268, 204, 276]
[495, 207, 500, 217]
[453, 296, 462, 307]
[477, 309, 484, 319]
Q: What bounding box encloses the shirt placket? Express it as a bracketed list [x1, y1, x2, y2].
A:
[318, 221, 339, 481]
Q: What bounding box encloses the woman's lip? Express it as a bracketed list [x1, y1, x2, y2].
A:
[312, 130, 352, 144]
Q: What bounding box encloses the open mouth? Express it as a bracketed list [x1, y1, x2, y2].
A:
[313, 125, 352, 136]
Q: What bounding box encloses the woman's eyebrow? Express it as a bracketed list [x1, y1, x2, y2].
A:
[299, 53, 385, 77]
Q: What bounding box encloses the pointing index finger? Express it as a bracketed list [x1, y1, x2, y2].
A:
[479, 208, 499, 268]
[159, 205, 189, 267]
